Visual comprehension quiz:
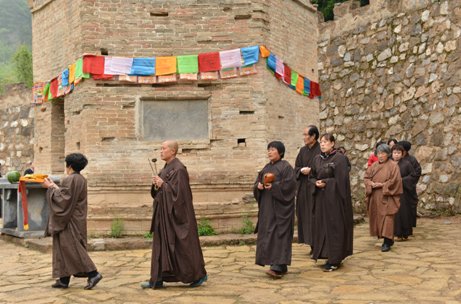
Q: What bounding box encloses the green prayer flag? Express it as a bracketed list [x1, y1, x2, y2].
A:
[43, 82, 50, 100]
[291, 71, 298, 88]
[177, 55, 199, 74]
[75, 58, 90, 80]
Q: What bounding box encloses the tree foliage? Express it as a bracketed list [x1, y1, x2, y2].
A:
[311, 0, 370, 21]
[13, 45, 33, 88]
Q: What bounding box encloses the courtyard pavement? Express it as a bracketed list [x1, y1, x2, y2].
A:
[1, 216, 460, 304]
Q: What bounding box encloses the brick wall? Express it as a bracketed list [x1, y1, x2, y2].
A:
[30, 0, 320, 233]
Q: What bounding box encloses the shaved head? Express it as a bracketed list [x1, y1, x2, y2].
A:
[164, 140, 178, 155]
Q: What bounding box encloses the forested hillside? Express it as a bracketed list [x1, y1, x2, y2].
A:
[0, 0, 32, 91]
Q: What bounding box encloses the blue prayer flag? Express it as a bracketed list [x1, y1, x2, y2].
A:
[267, 54, 276, 71]
[130, 57, 155, 76]
[303, 78, 311, 96]
[241, 45, 259, 66]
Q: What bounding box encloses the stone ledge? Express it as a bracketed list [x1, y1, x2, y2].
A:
[0, 215, 365, 252]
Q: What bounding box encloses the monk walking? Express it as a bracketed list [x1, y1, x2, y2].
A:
[42, 153, 102, 289]
[141, 140, 207, 289]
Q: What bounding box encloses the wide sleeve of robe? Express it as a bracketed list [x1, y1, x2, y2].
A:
[382, 162, 403, 197]
[46, 174, 82, 234]
[294, 148, 304, 180]
[364, 165, 375, 197]
[270, 162, 296, 205]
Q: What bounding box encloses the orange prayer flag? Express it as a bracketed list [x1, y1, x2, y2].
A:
[68, 63, 76, 84]
[296, 75, 304, 95]
[155, 56, 177, 76]
[259, 45, 270, 58]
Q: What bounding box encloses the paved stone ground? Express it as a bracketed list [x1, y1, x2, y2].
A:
[1, 216, 460, 304]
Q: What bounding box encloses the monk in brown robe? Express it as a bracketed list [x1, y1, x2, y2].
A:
[141, 140, 207, 289]
[309, 133, 353, 272]
[42, 153, 102, 289]
[365, 144, 403, 252]
[295, 125, 321, 250]
[254, 141, 296, 279]
[392, 144, 417, 240]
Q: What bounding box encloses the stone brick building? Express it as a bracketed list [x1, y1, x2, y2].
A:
[29, 0, 320, 234]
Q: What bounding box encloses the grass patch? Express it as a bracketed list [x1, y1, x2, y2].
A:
[197, 218, 216, 236]
[239, 216, 255, 234]
[110, 218, 124, 238]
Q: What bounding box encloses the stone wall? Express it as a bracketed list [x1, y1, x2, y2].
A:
[30, 0, 320, 234]
[318, 0, 461, 214]
[0, 85, 34, 176]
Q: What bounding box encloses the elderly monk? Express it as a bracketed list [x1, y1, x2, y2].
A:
[365, 144, 403, 252]
[42, 153, 102, 290]
[294, 125, 321, 252]
[254, 141, 296, 279]
[141, 140, 207, 289]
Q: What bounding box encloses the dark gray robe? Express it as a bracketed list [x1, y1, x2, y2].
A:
[294, 142, 321, 245]
[394, 159, 418, 238]
[404, 154, 421, 227]
[310, 151, 354, 265]
[46, 173, 96, 278]
[254, 159, 296, 267]
[150, 158, 206, 283]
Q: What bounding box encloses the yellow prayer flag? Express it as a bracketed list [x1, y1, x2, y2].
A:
[156, 56, 177, 76]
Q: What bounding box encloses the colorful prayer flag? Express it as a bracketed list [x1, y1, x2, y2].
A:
[83, 55, 105, 75]
[241, 46, 259, 66]
[32, 82, 45, 104]
[200, 71, 219, 80]
[309, 81, 321, 98]
[240, 64, 257, 76]
[130, 57, 155, 76]
[267, 54, 276, 71]
[283, 64, 291, 85]
[259, 45, 270, 58]
[155, 56, 177, 76]
[198, 52, 221, 72]
[303, 78, 311, 96]
[219, 67, 238, 79]
[177, 55, 198, 74]
[104, 56, 133, 75]
[296, 75, 304, 95]
[219, 49, 242, 69]
[291, 71, 298, 89]
[74, 58, 90, 84]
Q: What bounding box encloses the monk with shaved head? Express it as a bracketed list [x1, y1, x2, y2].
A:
[141, 140, 207, 289]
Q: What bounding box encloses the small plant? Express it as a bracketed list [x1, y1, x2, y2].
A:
[143, 231, 153, 239]
[239, 216, 255, 234]
[197, 218, 216, 236]
[110, 218, 124, 238]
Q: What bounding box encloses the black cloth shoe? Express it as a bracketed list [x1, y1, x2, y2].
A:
[84, 273, 102, 290]
[51, 279, 69, 289]
[381, 243, 391, 252]
[323, 263, 340, 272]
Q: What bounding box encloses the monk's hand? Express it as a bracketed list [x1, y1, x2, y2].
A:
[257, 182, 264, 190]
[264, 183, 272, 190]
[153, 176, 164, 188]
[315, 180, 326, 188]
[301, 167, 311, 175]
[42, 178, 57, 189]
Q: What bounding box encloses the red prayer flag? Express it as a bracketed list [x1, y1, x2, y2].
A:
[283, 64, 291, 84]
[309, 81, 321, 98]
[83, 55, 105, 75]
[198, 52, 221, 72]
[50, 78, 59, 98]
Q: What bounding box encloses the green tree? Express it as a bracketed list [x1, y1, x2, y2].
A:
[13, 45, 33, 88]
[311, 0, 369, 21]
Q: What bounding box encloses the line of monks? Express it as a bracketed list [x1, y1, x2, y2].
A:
[254, 126, 421, 278]
[41, 134, 421, 290]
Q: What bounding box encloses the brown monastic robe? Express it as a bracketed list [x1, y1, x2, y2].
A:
[294, 141, 321, 245]
[46, 173, 97, 278]
[150, 158, 206, 283]
[394, 158, 417, 238]
[309, 151, 354, 265]
[253, 159, 296, 267]
[365, 159, 403, 239]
